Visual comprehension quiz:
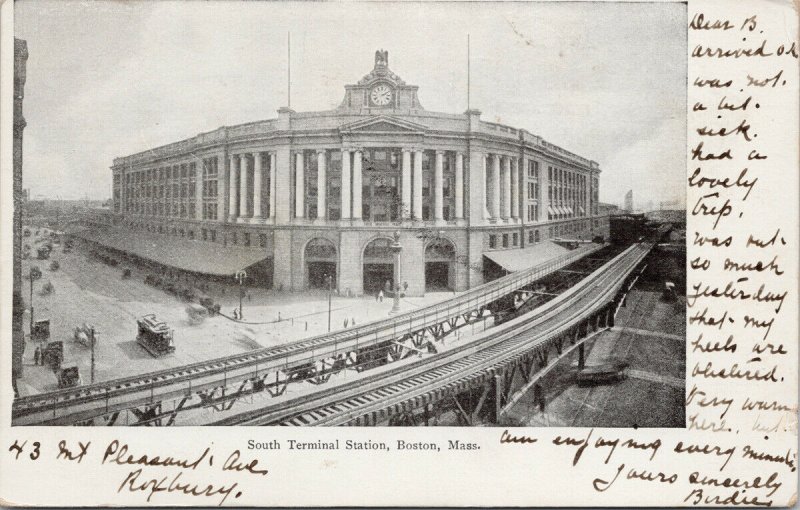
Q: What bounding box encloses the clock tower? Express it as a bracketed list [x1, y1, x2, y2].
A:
[337, 49, 424, 113]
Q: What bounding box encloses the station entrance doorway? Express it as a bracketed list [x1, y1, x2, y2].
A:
[424, 238, 455, 291]
[363, 238, 395, 295]
[305, 238, 337, 289]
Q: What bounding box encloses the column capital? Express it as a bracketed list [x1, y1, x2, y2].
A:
[435, 149, 446, 155]
[316, 149, 327, 155]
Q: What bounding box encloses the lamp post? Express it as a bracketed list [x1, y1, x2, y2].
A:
[28, 266, 41, 338]
[325, 274, 333, 332]
[90, 326, 96, 384]
[389, 231, 402, 314]
[235, 270, 247, 320]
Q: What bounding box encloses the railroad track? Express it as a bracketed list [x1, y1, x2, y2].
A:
[13, 243, 604, 425]
[215, 243, 650, 426]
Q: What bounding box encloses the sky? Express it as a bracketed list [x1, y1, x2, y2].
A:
[15, 0, 686, 208]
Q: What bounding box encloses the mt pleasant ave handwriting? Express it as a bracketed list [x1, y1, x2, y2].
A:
[102, 440, 212, 470]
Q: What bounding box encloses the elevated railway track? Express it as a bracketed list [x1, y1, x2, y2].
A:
[13, 242, 608, 426]
[215, 242, 653, 426]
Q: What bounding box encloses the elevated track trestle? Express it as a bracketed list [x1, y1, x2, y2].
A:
[14, 243, 604, 426]
[215, 241, 654, 427]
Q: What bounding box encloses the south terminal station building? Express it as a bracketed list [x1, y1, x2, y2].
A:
[90, 50, 610, 296]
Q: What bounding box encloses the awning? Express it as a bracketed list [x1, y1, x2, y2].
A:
[548, 206, 557, 217]
[483, 241, 571, 273]
[74, 227, 269, 276]
[578, 206, 585, 215]
[564, 206, 574, 216]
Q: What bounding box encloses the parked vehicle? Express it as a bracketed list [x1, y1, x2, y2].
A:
[42, 341, 64, 371]
[31, 319, 50, 342]
[57, 366, 82, 388]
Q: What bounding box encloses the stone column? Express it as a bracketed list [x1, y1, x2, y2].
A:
[401, 149, 412, 220]
[455, 152, 464, 220]
[295, 151, 305, 219]
[269, 152, 277, 220]
[352, 150, 362, 220]
[228, 154, 238, 220]
[502, 156, 511, 219]
[511, 156, 519, 220]
[341, 150, 351, 219]
[239, 154, 250, 218]
[194, 159, 203, 220]
[413, 150, 423, 220]
[316, 150, 327, 220]
[252, 152, 262, 220]
[491, 154, 501, 219]
[434, 150, 444, 221]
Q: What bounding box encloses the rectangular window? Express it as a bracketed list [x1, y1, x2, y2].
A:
[489, 235, 497, 249]
[259, 234, 267, 248]
[512, 233, 519, 246]
[502, 234, 509, 248]
[528, 230, 534, 243]
[243, 233, 251, 247]
[202, 229, 207, 241]
[210, 230, 216, 242]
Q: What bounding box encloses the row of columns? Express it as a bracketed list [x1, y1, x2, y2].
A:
[223, 148, 472, 223]
[228, 152, 277, 221]
[485, 154, 521, 221]
[294, 149, 465, 222]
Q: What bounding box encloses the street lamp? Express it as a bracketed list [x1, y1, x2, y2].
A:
[235, 269, 247, 320]
[389, 231, 402, 314]
[28, 266, 42, 337]
[325, 274, 333, 332]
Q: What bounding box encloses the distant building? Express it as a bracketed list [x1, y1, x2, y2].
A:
[598, 202, 619, 217]
[12, 38, 28, 393]
[645, 209, 685, 226]
[104, 50, 609, 295]
[623, 190, 633, 212]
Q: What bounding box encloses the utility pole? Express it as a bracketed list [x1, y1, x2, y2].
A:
[90, 327, 96, 384]
[325, 274, 332, 332]
[235, 270, 247, 319]
[389, 232, 402, 314]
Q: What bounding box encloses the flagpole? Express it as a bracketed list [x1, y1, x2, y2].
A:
[467, 34, 470, 111]
[287, 32, 291, 109]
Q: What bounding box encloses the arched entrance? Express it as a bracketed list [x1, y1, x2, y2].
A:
[305, 238, 337, 289]
[425, 238, 455, 291]
[363, 238, 394, 294]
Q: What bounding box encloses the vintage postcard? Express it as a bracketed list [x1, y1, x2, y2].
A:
[0, 0, 797, 507]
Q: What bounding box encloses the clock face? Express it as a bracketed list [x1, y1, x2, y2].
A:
[370, 85, 393, 106]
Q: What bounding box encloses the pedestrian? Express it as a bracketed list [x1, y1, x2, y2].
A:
[233, 308, 238, 320]
[351, 317, 356, 326]
[33, 346, 40, 366]
[378, 290, 384, 302]
[247, 292, 251, 302]
[343, 318, 349, 328]
[375, 291, 379, 302]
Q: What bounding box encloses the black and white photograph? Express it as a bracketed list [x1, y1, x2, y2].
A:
[11, 1, 687, 427]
